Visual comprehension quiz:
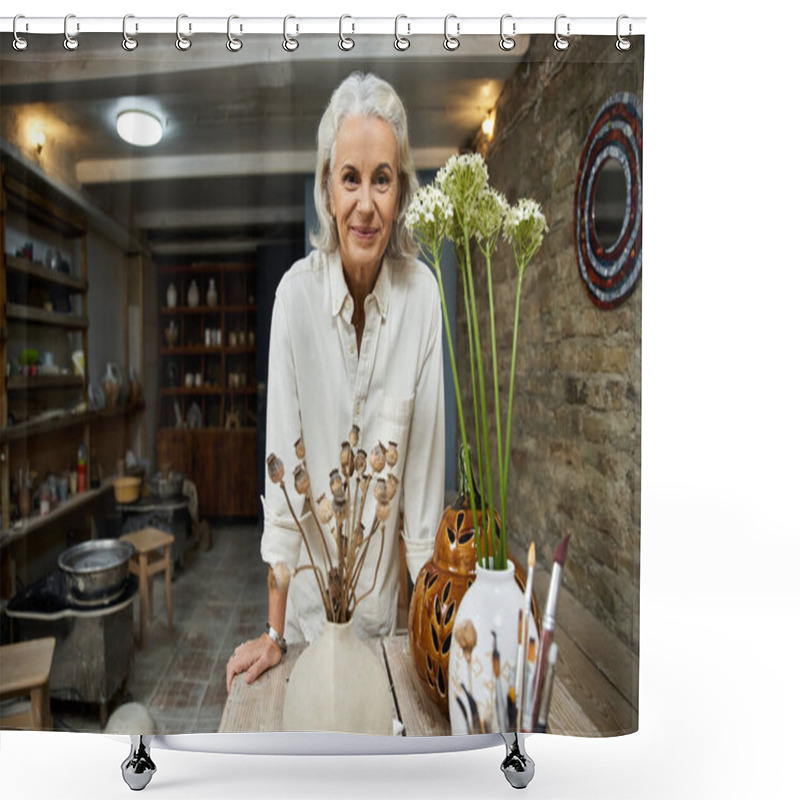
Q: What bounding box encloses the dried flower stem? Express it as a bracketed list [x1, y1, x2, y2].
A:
[301, 460, 336, 574]
[349, 517, 382, 597]
[279, 481, 333, 619]
[350, 523, 386, 615]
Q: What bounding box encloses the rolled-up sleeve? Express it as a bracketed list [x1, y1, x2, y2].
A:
[260, 285, 306, 568]
[400, 282, 445, 581]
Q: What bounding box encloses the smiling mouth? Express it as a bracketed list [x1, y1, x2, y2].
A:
[351, 226, 378, 240]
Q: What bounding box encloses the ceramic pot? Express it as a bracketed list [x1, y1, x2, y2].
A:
[165, 320, 178, 347]
[448, 562, 523, 735]
[166, 282, 178, 308]
[282, 619, 394, 735]
[206, 278, 218, 307]
[101, 363, 120, 408]
[187, 279, 200, 308]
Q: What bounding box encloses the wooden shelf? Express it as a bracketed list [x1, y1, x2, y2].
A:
[0, 481, 113, 548]
[0, 402, 144, 444]
[7, 375, 83, 392]
[159, 345, 254, 356]
[160, 387, 256, 396]
[3, 174, 86, 238]
[4, 254, 87, 292]
[160, 305, 257, 315]
[6, 302, 88, 330]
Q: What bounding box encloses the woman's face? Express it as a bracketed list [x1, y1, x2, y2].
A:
[328, 114, 399, 278]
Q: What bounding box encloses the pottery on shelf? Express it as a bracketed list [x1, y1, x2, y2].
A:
[206, 278, 218, 307]
[165, 320, 179, 347]
[282, 619, 394, 735]
[166, 282, 178, 308]
[101, 363, 121, 408]
[448, 562, 524, 735]
[187, 279, 200, 308]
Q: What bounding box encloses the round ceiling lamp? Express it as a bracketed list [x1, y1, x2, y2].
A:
[116, 110, 163, 147]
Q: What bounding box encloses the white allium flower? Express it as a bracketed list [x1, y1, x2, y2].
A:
[503, 198, 549, 270]
[435, 153, 489, 230]
[473, 188, 510, 246]
[405, 184, 454, 256]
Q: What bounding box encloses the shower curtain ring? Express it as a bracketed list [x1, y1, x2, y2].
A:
[554, 14, 570, 51]
[394, 15, 410, 51]
[499, 14, 516, 51]
[12, 15, 28, 51]
[339, 15, 355, 51]
[122, 15, 138, 51]
[283, 15, 299, 52]
[63, 14, 79, 51]
[227, 15, 243, 51]
[443, 14, 460, 51]
[616, 15, 632, 51]
[176, 14, 192, 51]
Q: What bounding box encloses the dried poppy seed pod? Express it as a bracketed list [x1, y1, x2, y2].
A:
[386, 441, 398, 468]
[293, 464, 310, 495]
[333, 494, 347, 523]
[348, 424, 360, 448]
[329, 469, 344, 496]
[317, 493, 333, 525]
[374, 478, 388, 504]
[375, 500, 391, 523]
[294, 437, 305, 460]
[385, 473, 399, 501]
[340, 441, 354, 478]
[355, 449, 367, 476]
[267, 453, 284, 484]
[454, 619, 478, 660]
[369, 443, 386, 473]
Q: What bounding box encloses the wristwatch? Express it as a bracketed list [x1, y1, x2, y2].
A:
[265, 621, 287, 655]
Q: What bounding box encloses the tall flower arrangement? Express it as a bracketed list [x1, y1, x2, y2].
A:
[406, 154, 548, 570]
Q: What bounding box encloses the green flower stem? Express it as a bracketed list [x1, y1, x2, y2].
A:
[501, 266, 525, 562]
[483, 249, 507, 569]
[463, 227, 498, 567]
[460, 256, 488, 563]
[429, 254, 485, 565]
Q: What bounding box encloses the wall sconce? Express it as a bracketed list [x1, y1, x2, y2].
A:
[481, 109, 496, 141]
[32, 129, 46, 154]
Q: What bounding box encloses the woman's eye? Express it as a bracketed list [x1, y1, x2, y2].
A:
[343, 173, 358, 186]
[374, 174, 391, 188]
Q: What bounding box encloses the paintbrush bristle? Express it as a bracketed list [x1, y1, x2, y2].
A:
[554, 534, 571, 566]
[527, 637, 537, 662]
[528, 541, 536, 568]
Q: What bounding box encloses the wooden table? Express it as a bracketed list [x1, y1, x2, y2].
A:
[220, 634, 597, 736]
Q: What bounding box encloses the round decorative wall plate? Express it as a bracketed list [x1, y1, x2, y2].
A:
[575, 92, 643, 309]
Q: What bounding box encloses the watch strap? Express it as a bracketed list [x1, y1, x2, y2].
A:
[265, 622, 287, 654]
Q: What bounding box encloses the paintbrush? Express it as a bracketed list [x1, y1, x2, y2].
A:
[521, 634, 538, 732]
[534, 643, 558, 733]
[530, 534, 570, 730]
[492, 631, 507, 732]
[515, 541, 536, 731]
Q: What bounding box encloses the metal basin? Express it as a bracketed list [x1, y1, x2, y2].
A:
[58, 539, 135, 606]
[150, 471, 184, 499]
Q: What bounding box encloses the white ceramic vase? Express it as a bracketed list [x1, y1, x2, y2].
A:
[206, 278, 218, 307]
[448, 562, 523, 735]
[166, 282, 177, 308]
[282, 619, 394, 735]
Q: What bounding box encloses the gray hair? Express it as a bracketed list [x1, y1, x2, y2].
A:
[310, 72, 419, 262]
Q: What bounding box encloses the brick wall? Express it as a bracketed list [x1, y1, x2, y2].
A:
[457, 36, 644, 649]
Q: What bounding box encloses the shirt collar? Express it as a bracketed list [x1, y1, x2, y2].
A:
[328, 250, 392, 321]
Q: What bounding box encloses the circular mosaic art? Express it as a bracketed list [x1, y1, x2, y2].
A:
[575, 92, 643, 309]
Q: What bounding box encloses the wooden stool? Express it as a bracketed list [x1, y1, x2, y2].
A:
[0, 637, 56, 730]
[120, 527, 175, 648]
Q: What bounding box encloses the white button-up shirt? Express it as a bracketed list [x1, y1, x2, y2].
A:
[260, 248, 445, 644]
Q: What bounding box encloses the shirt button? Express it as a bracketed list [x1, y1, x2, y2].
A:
[349, 344, 355, 354]
[355, 403, 361, 415]
[345, 298, 352, 311]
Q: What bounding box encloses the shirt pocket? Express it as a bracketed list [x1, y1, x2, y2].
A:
[376, 393, 415, 478]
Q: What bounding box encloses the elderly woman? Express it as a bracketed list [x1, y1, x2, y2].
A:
[227, 73, 444, 691]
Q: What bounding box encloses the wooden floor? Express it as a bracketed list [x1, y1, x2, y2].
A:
[531, 567, 638, 736]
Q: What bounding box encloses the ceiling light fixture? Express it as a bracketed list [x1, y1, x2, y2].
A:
[481, 109, 496, 140]
[116, 110, 163, 147]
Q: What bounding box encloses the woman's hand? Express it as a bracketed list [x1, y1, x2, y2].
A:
[226, 633, 283, 692]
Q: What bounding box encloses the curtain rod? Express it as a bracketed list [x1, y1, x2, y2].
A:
[1, 15, 646, 39]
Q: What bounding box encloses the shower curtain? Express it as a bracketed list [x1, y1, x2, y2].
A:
[0, 18, 643, 741]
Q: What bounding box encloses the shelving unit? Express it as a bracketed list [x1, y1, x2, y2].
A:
[0, 159, 145, 596]
[157, 262, 258, 517]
